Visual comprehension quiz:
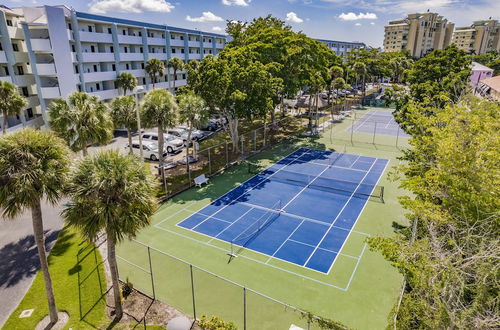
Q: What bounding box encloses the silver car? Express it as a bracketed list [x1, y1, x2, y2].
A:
[141, 132, 184, 153]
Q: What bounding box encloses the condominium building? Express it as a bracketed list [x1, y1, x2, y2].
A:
[0, 5, 226, 133]
[316, 39, 365, 56]
[452, 20, 500, 54]
[383, 12, 454, 58]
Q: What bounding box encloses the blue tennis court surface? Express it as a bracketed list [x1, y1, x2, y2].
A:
[177, 148, 388, 273]
[347, 110, 408, 137]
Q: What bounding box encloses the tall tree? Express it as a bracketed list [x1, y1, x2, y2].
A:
[141, 89, 178, 185]
[353, 62, 368, 98]
[115, 72, 137, 96]
[167, 57, 185, 91]
[0, 129, 70, 325]
[369, 97, 499, 329]
[48, 92, 113, 156]
[145, 58, 165, 89]
[63, 150, 157, 321]
[0, 81, 28, 135]
[178, 92, 208, 168]
[109, 96, 137, 154]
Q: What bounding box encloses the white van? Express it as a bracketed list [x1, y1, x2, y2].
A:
[141, 132, 184, 153]
[126, 140, 166, 161]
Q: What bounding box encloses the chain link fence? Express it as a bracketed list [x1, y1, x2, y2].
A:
[117, 240, 333, 330]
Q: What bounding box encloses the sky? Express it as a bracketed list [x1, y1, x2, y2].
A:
[7, 0, 500, 47]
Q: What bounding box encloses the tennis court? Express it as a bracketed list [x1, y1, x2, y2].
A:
[347, 110, 408, 137]
[177, 147, 388, 273]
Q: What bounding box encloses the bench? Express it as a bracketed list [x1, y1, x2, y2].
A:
[194, 174, 209, 187]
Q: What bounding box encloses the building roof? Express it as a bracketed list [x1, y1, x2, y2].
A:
[480, 75, 500, 92]
[472, 62, 494, 72]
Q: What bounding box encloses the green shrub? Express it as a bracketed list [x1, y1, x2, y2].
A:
[197, 315, 237, 330]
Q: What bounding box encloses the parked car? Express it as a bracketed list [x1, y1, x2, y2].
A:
[167, 128, 190, 144]
[177, 125, 205, 141]
[199, 120, 219, 132]
[126, 140, 166, 161]
[177, 155, 198, 165]
[210, 114, 228, 126]
[141, 132, 184, 153]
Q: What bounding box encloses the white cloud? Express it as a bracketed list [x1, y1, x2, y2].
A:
[338, 12, 377, 21]
[286, 12, 304, 23]
[212, 26, 224, 32]
[355, 23, 362, 26]
[89, 0, 174, 14]
[186, 11, 223, 22]
[370, 22, 375, 25]
[222, 0, 251, 6]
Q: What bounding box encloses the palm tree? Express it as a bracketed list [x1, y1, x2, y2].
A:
[0, 81, 28, 135]
[115, 72, 137, 96]
[141, 89, 178, 186]
[167, 57, 185, 91]
[353, 62, 368, 99]
[328, 66, 343, 105]
[0, 129, 70, 325]
[63, 150, 157, 321]
[48, 92, 113, 156]
[178, 92, 208, 169]
[145, 58, 165, 89]
[109, 96, 137, 154]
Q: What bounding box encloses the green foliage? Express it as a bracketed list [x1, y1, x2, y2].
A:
[300, 311, 351, 330]
[141, 89, 178, 130]
[145, 58, 165, 87]
[168, 57, 185, 89]
[197, 315, 237, 330]
[115, 72, 137, 96]
[0, 80, 28, 134]
[470, 51, 499, 75]
[368, 97, 500, 328]
[178, 91, 208, 130]
[48, 92, 113, 155]
[63, 149, 158, 243]
[109, 96, 137, 130]
[0, 128, 70, 217]
[122, 277, 133, 299]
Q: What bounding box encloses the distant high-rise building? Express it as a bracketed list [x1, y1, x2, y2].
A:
[383, 12, 454, 58]
[452, 19, 500, 55]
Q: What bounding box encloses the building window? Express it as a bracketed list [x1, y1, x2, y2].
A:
[88, 25, 93, 32]
[6, 19, 12, 27]
[181, 48, 184, 54]
[141, 63, 144, 69]
[172, 48, 176, 53]
[68, 23, 72, 30]
[112, 64, 116, 71]
[180, 35, 184, 40]
[124, 46, 128, 53]
[142, 77, 146, 85]
[108, 27, 112, 34]
[5, 67, 9, 75]
[0, 42, 3, 51]
[71, 44, 76, 52]
[126, 63, 130, 70]
[109, 46, 113, 53]
[139, 47, 143, 53]
[21, 87, 29, 97]
[96, 83, 100, 91]
[93, 64, 98, 72]
[17, 66, 24, 75]
[27, 108, 33, 118]
[91, 45, 95, 53]
[75, 65, 79, 74]
[123, 30, 126, 35]
[182, 73, 186, 79]
[12, 43, 18, 52]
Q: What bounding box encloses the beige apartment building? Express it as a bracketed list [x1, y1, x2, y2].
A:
[453, 19, 500, 54]
[383, 12, 454, 58]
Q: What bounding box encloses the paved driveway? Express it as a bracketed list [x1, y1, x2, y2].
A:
[0, 201, 64, 327]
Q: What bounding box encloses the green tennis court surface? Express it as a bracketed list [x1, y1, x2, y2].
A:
[117, 107, 409, 329]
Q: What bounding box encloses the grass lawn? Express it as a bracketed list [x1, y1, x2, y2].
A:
[3, 226, 164, 329]
[116, 107, 410, 330]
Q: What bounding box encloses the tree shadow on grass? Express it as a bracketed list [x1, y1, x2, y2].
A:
[0, 230, 61, 288]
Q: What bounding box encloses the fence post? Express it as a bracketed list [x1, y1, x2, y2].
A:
[241, 135, 244, 156]
[147, 246, 155, 299]
[243, 287, 247, 330]
[372, 122, 377, 144]
[225, 141, 229, 167]
[396, 127, 400, 148]
[190, 264, 197, 321]
[208, 147, 212, 175]
[253, 130, 256, 152]
[263, 123, 267, 147]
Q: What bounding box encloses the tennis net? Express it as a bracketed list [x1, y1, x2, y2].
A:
[263, 168, 384, 202]
[229, 200, 282, 257]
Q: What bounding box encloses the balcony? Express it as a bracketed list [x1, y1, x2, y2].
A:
[16, 74, 35, 86]
[126, 69, 145, 77]
[84, 71, 117, 83]
[170, 53, 184, 60]
[0, 76, 13, 83]
[188, 53, 201, 60]
[188, 41, 200, 47]
[81, 52, 115, 62]
[170, 39, 184, 47]
[118, 35, 143, 44]
[120, 52, 144, 61]
[154, 81, 169, 89]
[7, 26, 24, 39]
[14, 52, 29, 63]
[203, 42, 213, 49]
[79, 31, 113, 43]
[26, 95, 40, 108]
[149, 53, 167, 61]
[71, 52, 77, 62]
[31, 38, 52, 52]
[90, 89, 119, 100]
[147, 37, 165, 46]
[67, 29, 74, 41]
[216, 43, 224, 49]
[175, 79, 187, 87]
[36, 63, 57, 76]
[41, 86, 61, 99]
[0, 51, 7, 63]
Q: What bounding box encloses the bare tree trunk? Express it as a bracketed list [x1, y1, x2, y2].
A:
[2, 111, 8, 135]
[280, 95, 285, 118]
[173, 69, 177, 90]
[106, 234, 123, 320]
[158, 125, 166, 188]
[227, 115, 239, 152]
[186, 127, 192, 172]
[82, 144, 88, 157]
[127, 128, 133, 155]
[31, 199, 58, 325]
[270, 108, 275, 126]
[308, 94, 313, 134]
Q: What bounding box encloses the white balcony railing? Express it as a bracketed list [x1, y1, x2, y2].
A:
[84, 71, 117, 83]
[41, 86, 61, 99]
[118, 35, 143, 44]
[147, 37, 165, 46]
[79, 31, 113, 43]
[16, 74, 35, 86]
[120, 53, 144, 61]
[188, 53, 201, 60]
[170, 39, 184, 47]
[7, 26, 24, 39]
[126, 69, 145, 77]
[90, 89, 119, 100]
[149, 53, 168, 61]
[36, 63, 57, 76]
[31, 38, 52, 52]
[0, 76, 13, 83]
[0, 51, 7, 63]
[81, 52, 115, 63]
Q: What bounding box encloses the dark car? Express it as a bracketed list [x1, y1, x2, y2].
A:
[199, 120, 219, 132]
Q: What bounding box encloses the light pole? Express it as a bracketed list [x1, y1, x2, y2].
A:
[134, 85, 145, 158]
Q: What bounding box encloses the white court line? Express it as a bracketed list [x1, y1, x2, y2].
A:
[345, 243, 368, 290]
[302, 158, 377, 267]
[325, 158, 389, 275]
[349, 154, 361, 169]
[208, 207, 255, 243]
[266, 219, 305, 264]
[190, 149, 311, 231]
[155, 200, 199, 226]
[285, 239, 360, 260]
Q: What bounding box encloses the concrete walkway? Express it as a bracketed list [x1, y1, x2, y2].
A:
[0, 201, 64, 327]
